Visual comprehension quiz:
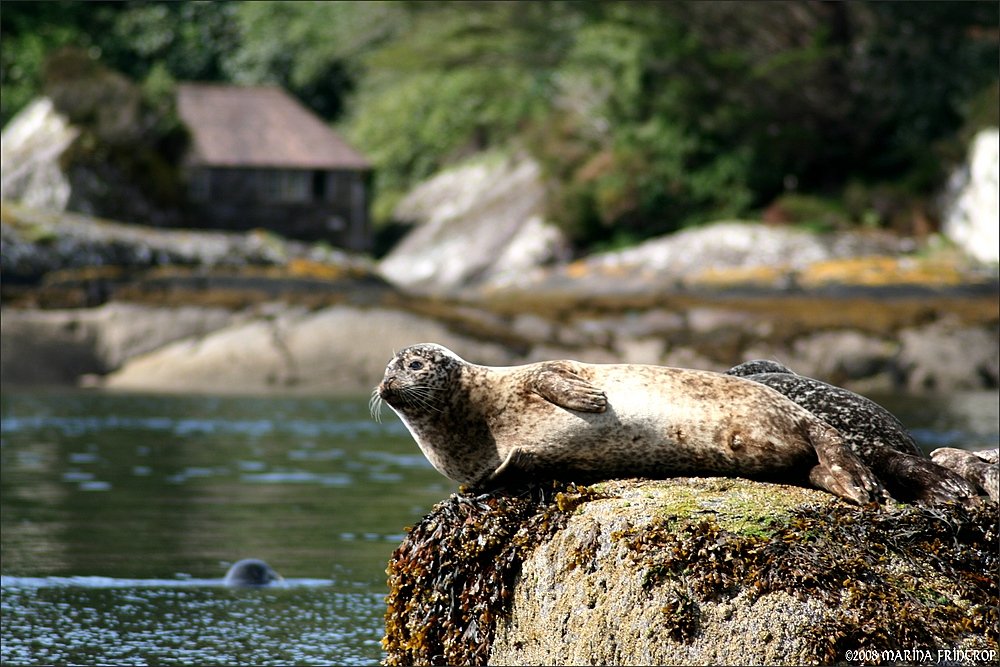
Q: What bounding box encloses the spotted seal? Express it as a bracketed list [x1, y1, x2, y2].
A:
[726, 360, 979, 505]
[371, 344, 886, 505]
[224, 558, 283, 587]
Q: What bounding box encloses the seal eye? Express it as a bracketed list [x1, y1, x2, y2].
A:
[408, 360, 424, 371]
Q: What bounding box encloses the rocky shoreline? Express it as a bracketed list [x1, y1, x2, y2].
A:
[4, 122, 999, 395]
[3, 284, 997, 395]
[2, 197, 998, 395]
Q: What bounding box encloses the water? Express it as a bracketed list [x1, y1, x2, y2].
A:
[1, 389, 452, 666]
[2, 388, 997, 666]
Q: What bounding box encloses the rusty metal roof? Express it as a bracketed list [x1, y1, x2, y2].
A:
[176, 83, 370, 170]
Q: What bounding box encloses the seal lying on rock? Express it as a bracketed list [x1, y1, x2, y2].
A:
[930, 447, 999, 502]
[726, 360, 979, 505]
[371, 344, 886, 505]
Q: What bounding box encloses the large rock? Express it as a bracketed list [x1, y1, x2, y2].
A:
[379, 153, 570, 292]
[896, 318, 1000, 392]
[383, 478, 997, 666]
[0, 303, 235, 385]
[1, 47, 185, 226]
[941, 128, 1000, 265]
[103, 306, 518, 394]
[550, 221, 917, 293]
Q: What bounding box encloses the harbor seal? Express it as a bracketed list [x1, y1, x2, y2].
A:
[371, 344, 886, 505]
[224, 558, 283, 587]
[726, 360, 979, 506]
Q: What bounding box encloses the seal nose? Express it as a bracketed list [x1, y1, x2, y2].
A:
[379, 375, 397, 397]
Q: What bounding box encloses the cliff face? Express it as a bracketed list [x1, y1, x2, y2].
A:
[382, 478, 998, 666]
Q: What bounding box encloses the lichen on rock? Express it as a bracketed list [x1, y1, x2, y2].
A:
[382, 477, 998, 666]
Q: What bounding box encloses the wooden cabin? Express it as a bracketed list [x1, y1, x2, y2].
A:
[176, 83, 371, 250]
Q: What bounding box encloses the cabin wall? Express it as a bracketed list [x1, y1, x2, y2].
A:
[185, 167, 370, 250]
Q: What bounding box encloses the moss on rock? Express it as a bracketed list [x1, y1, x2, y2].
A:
[382, 477, 997, 666]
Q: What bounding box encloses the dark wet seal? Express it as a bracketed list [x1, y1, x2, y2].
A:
[726, 360, 980, 506]
[224, 558, 283, 587]
[371, 343, 888, 506]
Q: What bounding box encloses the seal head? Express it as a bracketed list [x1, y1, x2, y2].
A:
[371, 343, 503, 484]
[374, 343, 463, 413]
[224, 558, 283, 587]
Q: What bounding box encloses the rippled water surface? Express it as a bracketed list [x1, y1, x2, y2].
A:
[1, 389, 451, 666]
[1, 388, 997, 665]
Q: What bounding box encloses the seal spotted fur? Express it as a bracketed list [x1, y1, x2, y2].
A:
[726, 360, 979, 505]
[372, 344, 885, 505]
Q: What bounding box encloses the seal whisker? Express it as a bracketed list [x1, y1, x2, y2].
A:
[399, 386, 444, 413]
[369, 389, 384, 423]
[404, 383, 446, 395]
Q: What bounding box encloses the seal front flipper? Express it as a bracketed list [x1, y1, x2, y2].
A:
[530, 361, 608, 413]
[484, 447, 539, 488]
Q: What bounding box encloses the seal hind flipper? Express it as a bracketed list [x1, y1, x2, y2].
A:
[805, 421, 888, 505]
[931, 447, 999, 502]
[530, 362, 608, 413]
[724, 362, 983, 507]
[876, 452, 980, 506]
[973, 448, 999, 466]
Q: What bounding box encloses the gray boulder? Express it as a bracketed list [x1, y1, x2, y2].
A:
[896, 318, 1000, 392]
[103, 305, 519, 394]
[378, 153, 570, 292]
[0, 303, 235, 385]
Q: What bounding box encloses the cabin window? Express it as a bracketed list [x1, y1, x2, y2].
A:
[312, 171, 326, 200]
[324, 172, 341, 202]
[189, 169, 211, 202]
[260, 170, 310, 203]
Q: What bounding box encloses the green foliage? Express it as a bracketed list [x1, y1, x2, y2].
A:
[221, 1, 396, 118]
[343, 1, 569, 220]
[765, 194, 850, 233]
[2, 0, 997, 252]
[1, 1, 239, 127]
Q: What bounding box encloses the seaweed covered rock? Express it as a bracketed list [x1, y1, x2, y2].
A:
[383, 478, 998, 666]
